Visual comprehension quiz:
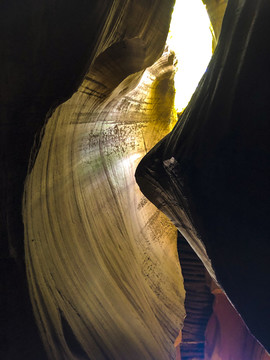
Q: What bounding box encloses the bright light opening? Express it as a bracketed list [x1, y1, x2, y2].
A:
[167, 0, 213, 112]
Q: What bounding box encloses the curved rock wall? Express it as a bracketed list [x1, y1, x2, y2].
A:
[1, 1, 180, 359]
[23, 47, 185, 360]
[3, 0, 269, 358]
[136, 0, 270, 353]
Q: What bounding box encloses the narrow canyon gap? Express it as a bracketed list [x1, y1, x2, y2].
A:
[136, 0, 270, 353]
[1, 0, 270, 359]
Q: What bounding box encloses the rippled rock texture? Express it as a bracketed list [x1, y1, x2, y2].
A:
[1, 1, 187, 359]
[23, 49, 184, 360]
[136, 0, 270, 353]
[2, 0, 270, 359]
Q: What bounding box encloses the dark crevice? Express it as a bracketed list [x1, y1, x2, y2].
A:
[177, 232, 214, 359]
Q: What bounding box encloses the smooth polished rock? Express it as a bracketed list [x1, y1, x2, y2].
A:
[136, 0, 270, 353]
[23, 49, 185, 359]
[1, 1, 176, 358]
[203, 0, 228, 43]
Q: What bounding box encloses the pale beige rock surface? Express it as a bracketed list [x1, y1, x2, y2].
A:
[23, 50, 185, 360]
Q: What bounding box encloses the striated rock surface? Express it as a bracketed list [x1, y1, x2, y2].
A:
[1, 1, 182, 359]
[136, 0, 270, 353]
[2, 0, 270, 358]
[23, 49, 184, 360]
[177, 232, 214, 359]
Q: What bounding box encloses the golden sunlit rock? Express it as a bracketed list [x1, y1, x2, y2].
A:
[2, 1, 270, 359]
[23, 29, 184, 360]
[136, 0, 270, 355]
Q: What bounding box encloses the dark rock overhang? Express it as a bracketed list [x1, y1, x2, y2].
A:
[1, 0, 270, 359]
[136, 0, 270, 353]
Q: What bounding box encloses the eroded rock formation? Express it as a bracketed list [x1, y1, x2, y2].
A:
[23, 49, 184, 360]
[1, 1, 186, 359]
[136, 0, 270, 353]
[1, 0, 270, 359]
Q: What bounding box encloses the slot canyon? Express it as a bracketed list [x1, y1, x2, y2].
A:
[1, 0, 270, 359]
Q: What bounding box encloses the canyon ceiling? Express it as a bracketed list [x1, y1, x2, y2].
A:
[1, 0, 270, 359]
